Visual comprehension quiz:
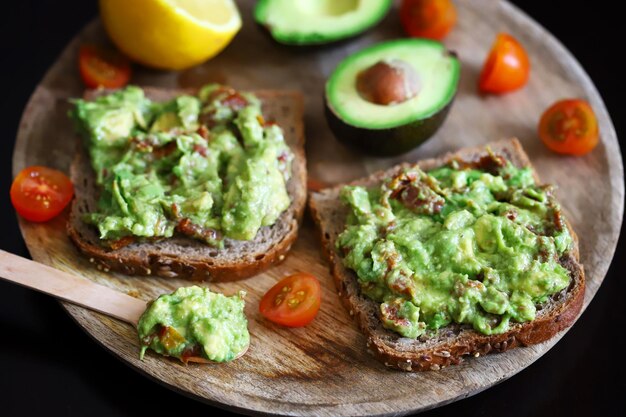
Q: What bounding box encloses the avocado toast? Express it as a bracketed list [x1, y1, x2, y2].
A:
[309, 138, 584, 371]
[325, 38, 460, 155]
[68, 86, 306, 281]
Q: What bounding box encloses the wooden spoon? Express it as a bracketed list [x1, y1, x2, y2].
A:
[0, 249, 249, 362]
[0, 249, 146, 325]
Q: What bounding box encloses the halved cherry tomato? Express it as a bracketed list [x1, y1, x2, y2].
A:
[538, 99, 599, 156]
[259, 273, 321, 327]
[400, 0, 457, 40]
[479, 33, 530, 94]
[79, 45, 131, 89]
[10, 166, 74, 222]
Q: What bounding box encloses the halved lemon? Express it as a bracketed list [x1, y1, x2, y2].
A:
[99, 0, 242, 70]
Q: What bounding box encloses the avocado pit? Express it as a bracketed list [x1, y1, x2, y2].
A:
[356, 59, 421, 105]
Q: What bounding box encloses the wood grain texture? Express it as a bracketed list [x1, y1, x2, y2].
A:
[11, 1, 623, 416]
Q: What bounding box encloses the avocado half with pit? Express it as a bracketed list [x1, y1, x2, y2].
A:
[254, 0, 392, 45]
[325, 39, 460, 156]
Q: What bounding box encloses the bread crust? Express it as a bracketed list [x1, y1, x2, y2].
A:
[67, 88, 307, 281]
[309, 138, 585, 371]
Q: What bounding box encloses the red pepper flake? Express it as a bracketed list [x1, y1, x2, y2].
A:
[551, 206, 564, 232]
[108, 235, 135, 250]
[387, 271, 415, 299]
[152, 141, 178, 158]
[207, 86, 234, 102]
[132, 138, 152, 152]
[193, 144, 208, 157]
[157, 324, 168, 339]
[277, 151, 289, 163]
[467, 280, 484, 289]
[181, 344, 204, 364]
[381, 303, 411, 328]
[222, 93, 248, 110]
[196, 125, 210, 140]
[388, 171, 445, 215]
[452, 153, 506, 175]
[176, 218, 222, 242]
[504, 209, 518, 221]
[171, 203, 180, 217]
[201, 109, 219, 129]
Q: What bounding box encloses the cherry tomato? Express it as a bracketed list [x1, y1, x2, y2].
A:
[538, 99, 599, 156]
[479, 33, 530, 94]
[10, 166, 74, 222]
[79, 45, 131, 89]
[400, 0, 457, 40]
[259, 273, 321, 327]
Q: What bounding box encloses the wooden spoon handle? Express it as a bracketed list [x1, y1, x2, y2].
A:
[0, 249, 146, 325]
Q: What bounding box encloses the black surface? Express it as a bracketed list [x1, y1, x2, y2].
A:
[1, 1, 623, 416]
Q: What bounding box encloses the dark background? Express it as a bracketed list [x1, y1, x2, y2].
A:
[1, 1, 623, 416]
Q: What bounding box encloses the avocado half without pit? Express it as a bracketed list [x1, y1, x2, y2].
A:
[254, 0, 392, 45]
[325, 39, 460, 156]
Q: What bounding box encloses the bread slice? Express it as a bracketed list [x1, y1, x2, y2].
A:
[68, 87, 307, 281]
[309, 138, 585, 371]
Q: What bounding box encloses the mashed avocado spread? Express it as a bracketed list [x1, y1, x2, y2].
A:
[70, 85, 293, 247]
[138, 286, 249, 363]
[337, 153, 573, 338]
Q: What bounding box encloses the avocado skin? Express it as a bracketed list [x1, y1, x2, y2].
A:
[324, 96, 455, 157]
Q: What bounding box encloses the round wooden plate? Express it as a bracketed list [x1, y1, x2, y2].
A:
[12, 1, 623, 416]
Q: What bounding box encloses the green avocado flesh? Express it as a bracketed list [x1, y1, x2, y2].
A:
[336, 154, 573, 338]
[326, 39, 460, 130]
[137, 286, 249, 363]
[70, 85, 293, 247]
[255, 0, 392, 45]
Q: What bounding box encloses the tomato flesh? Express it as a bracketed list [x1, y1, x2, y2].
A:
[10, 166, 74, 222]
[259, 273, 321, 327]
[479, 33, 530, 94]
[400, 0, 457, 40]
[79, 45, 131, 89]
[538, 99, 599, 156]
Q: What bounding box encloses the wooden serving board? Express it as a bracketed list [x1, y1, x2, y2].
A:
[12, 1, 623, 415]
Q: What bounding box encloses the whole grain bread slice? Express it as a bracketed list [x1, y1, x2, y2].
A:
[67, 87, 307, 281]
[309, 138, 585, 371]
